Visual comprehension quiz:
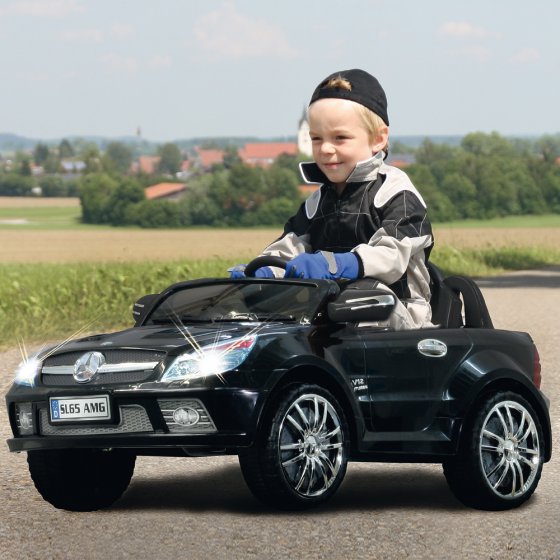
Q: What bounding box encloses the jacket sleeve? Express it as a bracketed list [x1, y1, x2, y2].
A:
[353, 175, 433, 286]
[258, 200, 313, 276]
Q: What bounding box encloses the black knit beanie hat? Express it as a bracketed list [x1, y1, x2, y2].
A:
[309, 69, 389, 126]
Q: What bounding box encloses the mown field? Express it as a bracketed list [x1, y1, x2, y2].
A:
[2, 197, 560, 350]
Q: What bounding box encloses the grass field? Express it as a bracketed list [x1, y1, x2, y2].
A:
[1, 196, 560, 350]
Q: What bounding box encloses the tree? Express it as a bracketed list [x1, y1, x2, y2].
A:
[34, 143, 50, 165]
[264, 165, 300, 200]
[157, 143, 182, 175]
[105, 178, 145, 226]
[415, 138, 457, 166]
[79, 173, 118, 223]
[59, 139, 75, 158]
[0, 174, 35, 196]
[177, 174, 222, 226]
[103, 142, 133, 174]
[43, 153, 61, 174]
[440, 173, 478, 219]
[461, 132, 514, 158]
[39, 176, 67, 197]
[535, 134, 560, 164]
[20, 159, 32, 177]
[475, 159, 519, 218]
[406, 164, 455, 222]
[82, 145, 103, 174]
[539, 168, 560, 212]
[246, 197, 300, 226]
[126, 199, 181, 228]
[506, 162, 545, 215]
[222, 145, 241, 169]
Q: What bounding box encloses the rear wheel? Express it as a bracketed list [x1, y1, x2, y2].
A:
[28, 449, 136, 511]
[239, 384, 349, 510]
[443, 391, 544, 510]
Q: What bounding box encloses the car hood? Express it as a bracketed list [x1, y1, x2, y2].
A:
[42, 322, 294, 357]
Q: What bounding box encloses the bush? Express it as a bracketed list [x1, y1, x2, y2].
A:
[0, 174, 36, 196]
[126, 199, 181, 228]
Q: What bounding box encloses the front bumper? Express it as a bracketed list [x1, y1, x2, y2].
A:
[6, 386, 264, 454]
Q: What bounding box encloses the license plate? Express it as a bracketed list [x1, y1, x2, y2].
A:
[49, 395, 110, 423]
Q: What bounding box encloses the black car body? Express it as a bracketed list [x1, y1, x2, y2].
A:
[5, 261, 552, 511]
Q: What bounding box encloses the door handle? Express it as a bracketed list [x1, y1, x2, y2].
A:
[417, 339, 448, 357]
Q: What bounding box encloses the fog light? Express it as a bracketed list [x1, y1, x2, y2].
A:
[15, 403, 34, 436]
[158, 399, 216, 433]
[173, 407, 200, 427]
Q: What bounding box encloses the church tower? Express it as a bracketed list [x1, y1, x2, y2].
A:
[297, 106, 312, 157]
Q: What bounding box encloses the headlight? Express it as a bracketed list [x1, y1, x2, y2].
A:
[161, 335, 257, 383]
[14, 356, 42, 387]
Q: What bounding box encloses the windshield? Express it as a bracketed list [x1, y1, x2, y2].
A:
[145, 281, 329, 325]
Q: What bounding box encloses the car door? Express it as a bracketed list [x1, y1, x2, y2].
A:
[359, 327, 471, 432]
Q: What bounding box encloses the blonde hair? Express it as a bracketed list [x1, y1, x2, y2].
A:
[324, 76, 389, 155]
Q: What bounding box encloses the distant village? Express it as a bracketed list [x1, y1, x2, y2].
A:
[0, 111, 415, 201]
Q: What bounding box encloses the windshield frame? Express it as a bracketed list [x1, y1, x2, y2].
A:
[142, 278, 339, 327]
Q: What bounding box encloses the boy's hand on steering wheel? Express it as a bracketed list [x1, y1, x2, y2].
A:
[284, 251, 359, 280]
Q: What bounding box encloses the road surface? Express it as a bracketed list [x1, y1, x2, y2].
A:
[1, 269, 559, 559]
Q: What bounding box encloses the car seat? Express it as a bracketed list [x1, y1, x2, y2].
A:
[427, 262, 494, 329]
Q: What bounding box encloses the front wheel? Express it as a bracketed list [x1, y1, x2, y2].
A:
[443, 391, 545, 510]
[239, 384, 349, 510]
[28, 449, 136, 511]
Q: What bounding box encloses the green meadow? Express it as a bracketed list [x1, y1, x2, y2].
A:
[1, 199, 560, 350]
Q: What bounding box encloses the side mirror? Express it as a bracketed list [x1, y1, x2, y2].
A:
[132, 294, 159, 325]
[328, 289, 396, 323]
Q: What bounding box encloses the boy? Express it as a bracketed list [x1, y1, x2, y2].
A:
[231, 69, 434, 329]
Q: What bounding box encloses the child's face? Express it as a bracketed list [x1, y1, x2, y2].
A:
[308, 98, 387, 185]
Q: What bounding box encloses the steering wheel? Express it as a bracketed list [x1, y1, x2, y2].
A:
[244, 256, 288, 277]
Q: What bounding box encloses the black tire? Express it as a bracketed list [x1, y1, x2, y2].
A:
[239, 383, 349, 510]
[443, 391, 545, 510]
[27, 449, 136, 511]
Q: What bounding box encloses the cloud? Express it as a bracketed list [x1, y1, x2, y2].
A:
[0, 0, 84, 19]
[16, 71, 50, 83]
[61, 27, 104, 43]
[148, 55, 173, 69]
[61, 23, 134, 44]
[510, 48, 540, 64]
[439, 21, 501, 39]
[100, 53, 139, 75]
[193, 1, 298, 60]
[110, 23, 134, 40]
[461, 45, 492, 62]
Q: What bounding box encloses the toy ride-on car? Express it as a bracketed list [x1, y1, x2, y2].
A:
[6, 257, 552, 512]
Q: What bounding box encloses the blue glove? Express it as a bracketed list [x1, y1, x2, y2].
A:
[228, 264, 274, 279]
[228, 264, 247, 279]
[254, 267, 274, 278]
[285, 251, 359, 280]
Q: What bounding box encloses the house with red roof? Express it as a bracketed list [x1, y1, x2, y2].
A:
[238, 143, 298, 167]
[145, 182, 187, 201]
[131, 155, 161, 175]
[194, 147, 225, 169]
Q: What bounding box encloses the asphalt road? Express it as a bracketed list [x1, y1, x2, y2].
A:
[1, 269, 559, 560]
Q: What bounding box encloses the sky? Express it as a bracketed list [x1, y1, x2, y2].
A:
[0, 0, 558, 143]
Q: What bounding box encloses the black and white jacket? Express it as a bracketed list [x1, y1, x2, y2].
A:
[261, 152, 434, 327]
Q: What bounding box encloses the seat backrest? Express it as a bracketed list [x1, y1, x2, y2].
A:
[444, 275, 494, 329]
[427, 262, 463, 328]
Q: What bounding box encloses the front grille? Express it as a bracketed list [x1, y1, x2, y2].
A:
[42, 370, 155, 386]
[41, 349, 166, 386]
[39, 405, 154, 436]
[43, 349, 166, 367]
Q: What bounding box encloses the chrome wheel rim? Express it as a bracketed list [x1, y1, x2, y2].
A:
[479, 400, 541, 500]
[279, 393, 344, 497]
